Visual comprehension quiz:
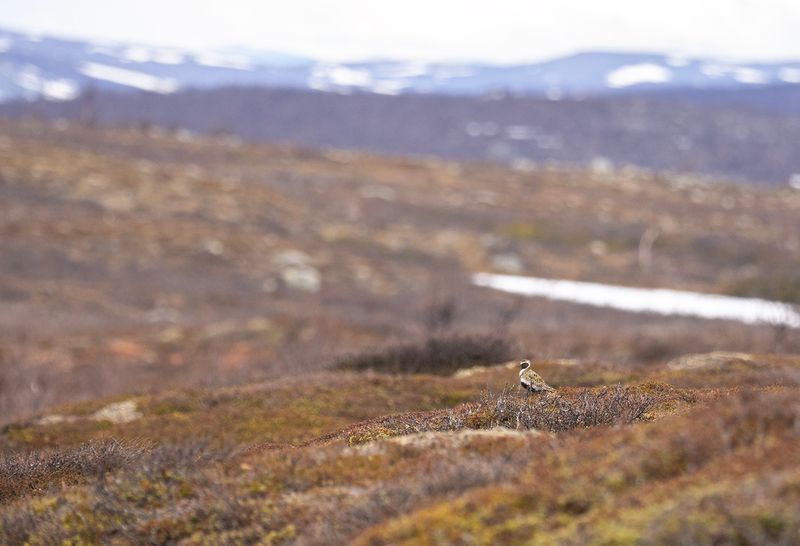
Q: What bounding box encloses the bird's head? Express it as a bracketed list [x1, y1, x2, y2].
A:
[520, 359, 531, 371]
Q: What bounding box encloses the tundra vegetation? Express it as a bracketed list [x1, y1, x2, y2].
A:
[1, 120, 799, 544]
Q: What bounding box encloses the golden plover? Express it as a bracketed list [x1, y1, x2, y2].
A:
[519, 360, 555, 394]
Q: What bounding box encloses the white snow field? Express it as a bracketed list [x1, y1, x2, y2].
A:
[605, 63, 672, 88]
[473, 273, 800, 328]
[79, 62, 179, 93]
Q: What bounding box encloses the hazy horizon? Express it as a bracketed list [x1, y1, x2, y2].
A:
[2, 0, 800, 64]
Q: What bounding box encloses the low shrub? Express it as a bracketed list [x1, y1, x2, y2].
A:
[466, 384, 657, 432]
[342, 384, 662, 445]
[334, 333, 515, 375]
[0, 439, 146, 504]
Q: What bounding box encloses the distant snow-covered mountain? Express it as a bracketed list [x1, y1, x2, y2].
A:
[0, 28, 314, 102]
[2, 27, 800, 102]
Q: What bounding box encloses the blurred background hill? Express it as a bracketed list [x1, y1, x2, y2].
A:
[2, 118, 799, 421]
[2, 27, 800, 185]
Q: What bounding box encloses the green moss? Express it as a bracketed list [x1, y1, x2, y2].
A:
[499, 222, 541, 241]
[496, 221, 595, 248]
[756, 513, 786, 539]
[347, 426, 397, 446]
[6, 426, 35, 443]
[357, 488, 546, 546]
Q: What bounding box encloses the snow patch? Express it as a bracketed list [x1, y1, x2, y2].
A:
[80, 62, 179, 93]
[465, 121, 500, 137]
[505, 125, 537, 141]
[666, 55, 690, 68]
[380, 62, 429, 79]
[701, 65, 768, 84]
[701, 64, 728, 78]
[194, 52, 253, 71]
[473, 273, 800, 328]
[311, 65, 372, 88]
[42, 79, 80, 100]
[779, 67, 800, 84]
[606, 63, 671, 88]
[123, 46, 184, 65]
[434, 66, 475, 79]
[371, 80, 409, 95]
[12, 65, 79, 100]
[152, 49, 185, 65]
[734, 67, 767, 84]
[86, 44, 122, 57]
[502, 125, 561, 149]
[307, 79, 328, 92]
[123, 46, 151, 63]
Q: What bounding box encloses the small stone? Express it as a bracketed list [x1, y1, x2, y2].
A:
[491, 253, 523, 274]
[92, 400, 142, 424]
[273, 250, 312, 268]
[359, 185, 396, 200]
[203, 239, 224, 256]
[666, 352, 759, 372]
[590, 240, 608, 256]
[35, 414, 70, 426]
[281, 265, 321, 292]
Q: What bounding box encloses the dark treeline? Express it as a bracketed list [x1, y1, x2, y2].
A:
[3, 84, 800, 184]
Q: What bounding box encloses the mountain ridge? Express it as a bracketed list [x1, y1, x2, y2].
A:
[2, 27, 800, 102]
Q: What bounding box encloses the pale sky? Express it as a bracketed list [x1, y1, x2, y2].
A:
[2, 0, 800, 63]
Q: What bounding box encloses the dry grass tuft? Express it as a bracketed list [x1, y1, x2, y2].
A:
[0, 439, 146, 504]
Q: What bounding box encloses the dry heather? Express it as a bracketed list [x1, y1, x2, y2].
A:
[356, 389, 800, 546]
[0, 440, 146, 504]
[335, 383, 675, 446]
[1, 352, 799, 545]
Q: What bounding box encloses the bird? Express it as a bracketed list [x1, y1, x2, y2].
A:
[519, 360, 555, 394]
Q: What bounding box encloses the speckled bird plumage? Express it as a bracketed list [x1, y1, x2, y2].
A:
[519, 360, 555, 393]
